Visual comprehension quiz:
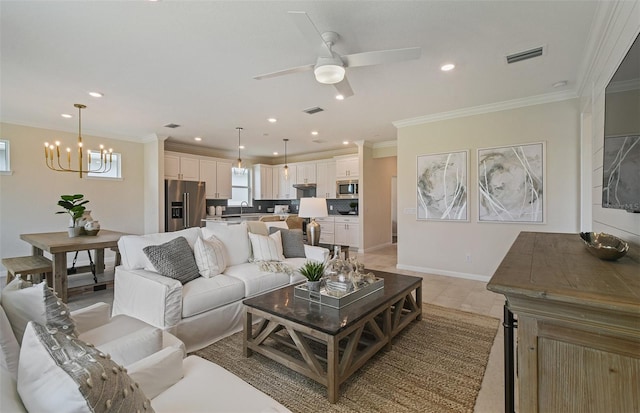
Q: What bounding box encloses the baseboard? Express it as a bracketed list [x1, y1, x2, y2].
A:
[395, 264, 491, 282]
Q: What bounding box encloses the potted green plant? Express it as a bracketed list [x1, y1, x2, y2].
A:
[299, 261, 326, 292]
[56, 194, 89, 237]
[349, 202, 358, 213]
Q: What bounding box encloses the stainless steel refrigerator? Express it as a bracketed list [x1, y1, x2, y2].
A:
[165, 180, 206, 232]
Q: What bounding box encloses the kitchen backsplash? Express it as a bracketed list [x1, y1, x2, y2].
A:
[206, 198, 358, 215]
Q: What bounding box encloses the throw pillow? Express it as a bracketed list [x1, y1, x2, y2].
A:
[18, 321, 154, 413]
[249, 231, 285, 262]
[193, 236, 227, 278]
[0, 305, 20, 380]
[201, 222, 251, 266]
[269, 227, 306, 258]
[143, 236, 200, 285]
[1, 278, 77, 345]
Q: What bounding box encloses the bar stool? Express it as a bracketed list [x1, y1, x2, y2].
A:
[2, 255, 53, 286]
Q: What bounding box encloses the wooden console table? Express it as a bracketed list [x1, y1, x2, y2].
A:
[487, 232, 640, 413]
[20, 230, 128, 303]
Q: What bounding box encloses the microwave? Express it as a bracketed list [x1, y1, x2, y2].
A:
[336, 180, 358, 199]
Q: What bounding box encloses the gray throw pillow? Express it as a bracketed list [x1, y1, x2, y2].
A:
[143, 236, 200, 284]
[268, 227, 306, 258]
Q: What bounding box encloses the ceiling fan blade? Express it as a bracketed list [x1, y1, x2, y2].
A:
[333, 76, 354, 98]
[288, 11, 333, 57]
[253, 64, 314, 80]
[342, 47, 422, 68]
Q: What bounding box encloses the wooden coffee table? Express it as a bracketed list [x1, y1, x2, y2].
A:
[243, 271, 422, 403]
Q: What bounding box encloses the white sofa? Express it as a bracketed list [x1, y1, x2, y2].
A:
[113, 222, 328, 352]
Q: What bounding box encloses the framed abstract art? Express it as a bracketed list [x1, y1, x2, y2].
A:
[417, 150, 468, 221]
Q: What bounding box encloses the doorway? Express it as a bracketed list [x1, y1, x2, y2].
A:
[391, 176, 397, 244]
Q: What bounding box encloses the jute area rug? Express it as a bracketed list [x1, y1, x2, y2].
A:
[193, 303, 499, 413]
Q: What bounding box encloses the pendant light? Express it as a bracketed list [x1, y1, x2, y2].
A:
[283, 138, 289, 180]
[236, 127, 243, 169]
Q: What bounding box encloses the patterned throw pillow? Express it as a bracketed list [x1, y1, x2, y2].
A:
[1, 278, 77, 344]
[268, 227, 306, 258]
[193, 236, 227, 278]
[249, 231, 285, 262]
[143, 236, 200, 284]
[18, 321, 154, 413]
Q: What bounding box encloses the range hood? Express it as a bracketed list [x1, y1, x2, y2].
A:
[292, 183, 317, 189]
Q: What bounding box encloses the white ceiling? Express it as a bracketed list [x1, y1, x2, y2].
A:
[0, 1, 600, 158]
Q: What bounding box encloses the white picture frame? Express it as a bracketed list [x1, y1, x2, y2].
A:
[417, 150, 469, 221]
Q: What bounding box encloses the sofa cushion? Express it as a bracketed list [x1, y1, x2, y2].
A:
[127, 347, 184, 400]
[144, 237, 201, 285]
[202, 222, 251, 266]
[249, 231, 285, 262]
[223, 263, 289, 297]
[193, 236, 227, 278]
[0, 304, 20, 380]
[181, 276, 245, 318]
[118, 227, 201, 271]
[269, 227, 306, 258]
[1, 278, 77, 345]
[0, 365, 26, 413]
[78, 315, 163, 367]
[18, 321, 154, 413]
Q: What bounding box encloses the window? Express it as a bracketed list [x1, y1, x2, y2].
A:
[228, 168, 251, 206]
[0, 140, 10, 172]
[87, 150, 122, 179]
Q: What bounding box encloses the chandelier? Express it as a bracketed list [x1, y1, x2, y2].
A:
[44, 104, 113, 178]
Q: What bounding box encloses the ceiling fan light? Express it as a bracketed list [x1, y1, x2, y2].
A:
[314, 64, 345, 84]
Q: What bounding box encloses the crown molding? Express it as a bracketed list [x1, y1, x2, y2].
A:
[372, 140, 397, 149]
[0, 119, 145, 143]
[393, 90, 577, 128]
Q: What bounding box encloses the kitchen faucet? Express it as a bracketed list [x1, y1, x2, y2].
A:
[240, 201, 248, 215]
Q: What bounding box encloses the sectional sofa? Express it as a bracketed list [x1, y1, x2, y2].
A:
[112, 221, 329, 352]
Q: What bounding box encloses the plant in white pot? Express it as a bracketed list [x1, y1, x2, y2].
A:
[56, 194, 89, 237]
[299, 261, 326, 292]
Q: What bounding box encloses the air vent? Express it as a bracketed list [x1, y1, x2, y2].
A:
[506, 46, 544, 64]
[303, 106, 324, 115]
[163, 123, 181, 129]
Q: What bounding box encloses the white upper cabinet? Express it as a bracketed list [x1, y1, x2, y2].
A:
[295, 162, 317, 184]
[335, 155, 359, 179]
[165, 153, 200, 181]
[199, 159, 232, 199]
[253, 164, 274, 200]
[316, 160, 336, 199]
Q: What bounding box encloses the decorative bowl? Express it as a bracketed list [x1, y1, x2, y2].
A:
[579, 232, 629, 261]
[337, 210, 354, 215]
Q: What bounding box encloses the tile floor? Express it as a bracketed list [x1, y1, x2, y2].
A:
[68, 244, 507, 413]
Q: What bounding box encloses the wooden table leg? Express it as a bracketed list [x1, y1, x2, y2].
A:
[51, 252, 68, 303]
[416, 284, 423, 321]
[327, 335, 339, 403]
[94, 248, 105, 274]
[243, 310, 253, 357]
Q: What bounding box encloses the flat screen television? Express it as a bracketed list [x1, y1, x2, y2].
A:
[602, 32, 640, 213]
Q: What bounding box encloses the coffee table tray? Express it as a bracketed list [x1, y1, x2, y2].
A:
[294, 277, 384, 309]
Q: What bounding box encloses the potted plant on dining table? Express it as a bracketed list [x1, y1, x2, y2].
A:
[56, 194, 89, 237]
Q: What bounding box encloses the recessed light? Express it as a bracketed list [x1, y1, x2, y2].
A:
[273, 151, 278, 155]
[239, 145, 245, 149]
[552, 80, 568, 88]
[194, 137, 202, 141]
[335, 94, 344, 100]
[311, 131, 318, 136]
[61, 114, 72, 118]
[441, 63, 455, 71]
[88, 91, 103, 98]
[343, 141, 349, 145]
[267, 118, 277, 123]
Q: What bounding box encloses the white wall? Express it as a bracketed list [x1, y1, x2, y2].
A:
[0, 123, 147, 272]
[579, 0, 640, 245]
[396, 99, 581, 281]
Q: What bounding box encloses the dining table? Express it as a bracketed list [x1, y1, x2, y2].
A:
[19, 229, 129, 303]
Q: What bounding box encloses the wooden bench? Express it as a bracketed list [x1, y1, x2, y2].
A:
[2, 255, 53, 285]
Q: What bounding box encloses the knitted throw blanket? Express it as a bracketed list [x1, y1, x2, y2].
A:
[252, 260, 294, 276]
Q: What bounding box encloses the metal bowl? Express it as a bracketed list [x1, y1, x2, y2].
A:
[579, 232, 629, 261]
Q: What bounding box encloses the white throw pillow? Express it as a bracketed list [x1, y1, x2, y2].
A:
[1, 278, 76, 344]
[249, 231, 285, 262]
[0, 305, 20, 379]
[193, 236, 227, 278]
[202, 222, 251, 266]
[18, 322, 153, 413]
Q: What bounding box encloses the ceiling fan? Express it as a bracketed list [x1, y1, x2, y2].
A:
[253, 11, 422, 98]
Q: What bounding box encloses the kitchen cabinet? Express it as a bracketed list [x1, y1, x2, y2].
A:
[335, 155, 359, 179]
[165, 153, 200, 181]
[316, 160, 336, 199]
[315, 216, 335, 245]
[295, 162, 317, 184]
[334, 216, 359, 248]
[200, 159, 232, 199]
[276, 164, 297, 200]
[487, 232, 640, 413]
[253, 164, 274, 200]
